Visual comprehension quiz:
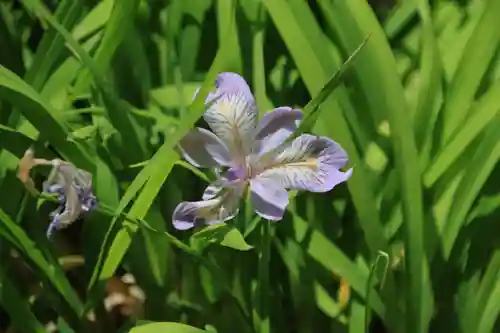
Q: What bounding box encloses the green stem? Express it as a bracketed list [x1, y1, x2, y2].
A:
[38, 192, 195, 255]
[365, 251, 389, 332]
[254, 220, 271, 333]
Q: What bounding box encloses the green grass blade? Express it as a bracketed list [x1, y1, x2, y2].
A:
[23, 0, 147, 163]
[0, 267, 46, 333]
[319, 0, 429, 331]
[216, 0, 241, 73]
[22, 0, 82, 90]
[413, 0, 442, 157]
[86, 23, 234, 304]
[0, 66, 93, 168]
[290, 213, 385, 317]
[462, 249, 500, 332]
[442, 117, 500, 258]
[440, 0, 500, 142]
[477, 272, 500, 333]
[263, 0, 388, 257]
[128, 322, 206, 333]
[383, 1, 417, 40]
[0, 208, 84, 317]
[424, 79, 500, 187]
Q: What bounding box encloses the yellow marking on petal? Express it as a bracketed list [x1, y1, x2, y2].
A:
[265, 158, 318, 171]
[284, 160, 318, 168]
[218, 100, 231, 116]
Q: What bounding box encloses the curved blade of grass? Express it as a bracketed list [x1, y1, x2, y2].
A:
[0, 66, 93, 169]
[290, 213, 385, 317]
[21, 0, 82, 91]
[317, 0, 429, 331]
[268, 35, 370, 155]
[424, 80, 500, 187]
[440, 0, 500, 142]
[23, 0, 147, 163]
[73, 0, 139, 91]
[462, 249, 500, 333]
[0, 208, 84, 317]
[263, 0, 388, 257]
[0, 124, 36, 154]
[0, 267, 46, 333]
[41, 32, 102, 107]
[263, 1, 400, 321]
[178, 0, 212, 78]
[86, 19, 234, 306]
[477, 272, 500, 333]
[72, 0, 113, 41]
[383, 1, 417, 40]
[442, 116, 500, 258]
[413, 0, 442, 158]
[274, 237, 348, 322]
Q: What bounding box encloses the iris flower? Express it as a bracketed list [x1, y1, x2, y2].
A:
[42, 159, 97, 238]
[172, 72, 352, 230]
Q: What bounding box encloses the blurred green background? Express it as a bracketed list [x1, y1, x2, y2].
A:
[1, 0, 500, 332]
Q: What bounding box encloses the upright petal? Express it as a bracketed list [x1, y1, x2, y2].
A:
[252, 107, 302, 156]
[212, 72, 255, 104]
[192, 72, 255, 104]
[179, 127, 231, 168]
[203, 73, 258, 162]
[258, 134, 352, 193]
[250, 177, 289, 220]
[172, 184, 245, 230]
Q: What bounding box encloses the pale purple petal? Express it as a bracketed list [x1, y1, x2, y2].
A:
[252, 107, 302, 156]
[172, 184, 245, 230]
[202, 73, 258, 162]
[46, 184, 83, 238]
[211, 72, 255, 104]
[257, 134, 352, 192]
[192, 72, 255, 105]
[250, 177, 289, 220]
[172, 199, 220, 230]
[203, 183, 223, 201]
[179, 127, 231, 168]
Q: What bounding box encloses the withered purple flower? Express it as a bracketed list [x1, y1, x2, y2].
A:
[42, 159, 97, 238]
[172, 72, 352, 230]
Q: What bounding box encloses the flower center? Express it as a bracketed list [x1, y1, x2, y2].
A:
[226, 166, 247, 181]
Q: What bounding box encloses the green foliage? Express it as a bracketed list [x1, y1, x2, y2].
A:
[1, 0, 500, 332]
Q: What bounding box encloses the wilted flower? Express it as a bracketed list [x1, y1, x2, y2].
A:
[43, 159, 97, 238]
[18, 149, 97, 238]
[172, 72, 352, 230]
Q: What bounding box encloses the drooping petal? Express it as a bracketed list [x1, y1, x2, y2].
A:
[42, 160, 97, 238]
[257, 134, 352, 193]
[252, 107, 302, 155]
[202, 183, 223, 201]
[172, 199, 220, 230]
[72, 168, 97, 211]
[47, 184, 83, 238]
[172, 185, 245, 230]
[203, 73, 258, 162]
[179, 127, 232, 168]
[250, 177, 289, 220]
